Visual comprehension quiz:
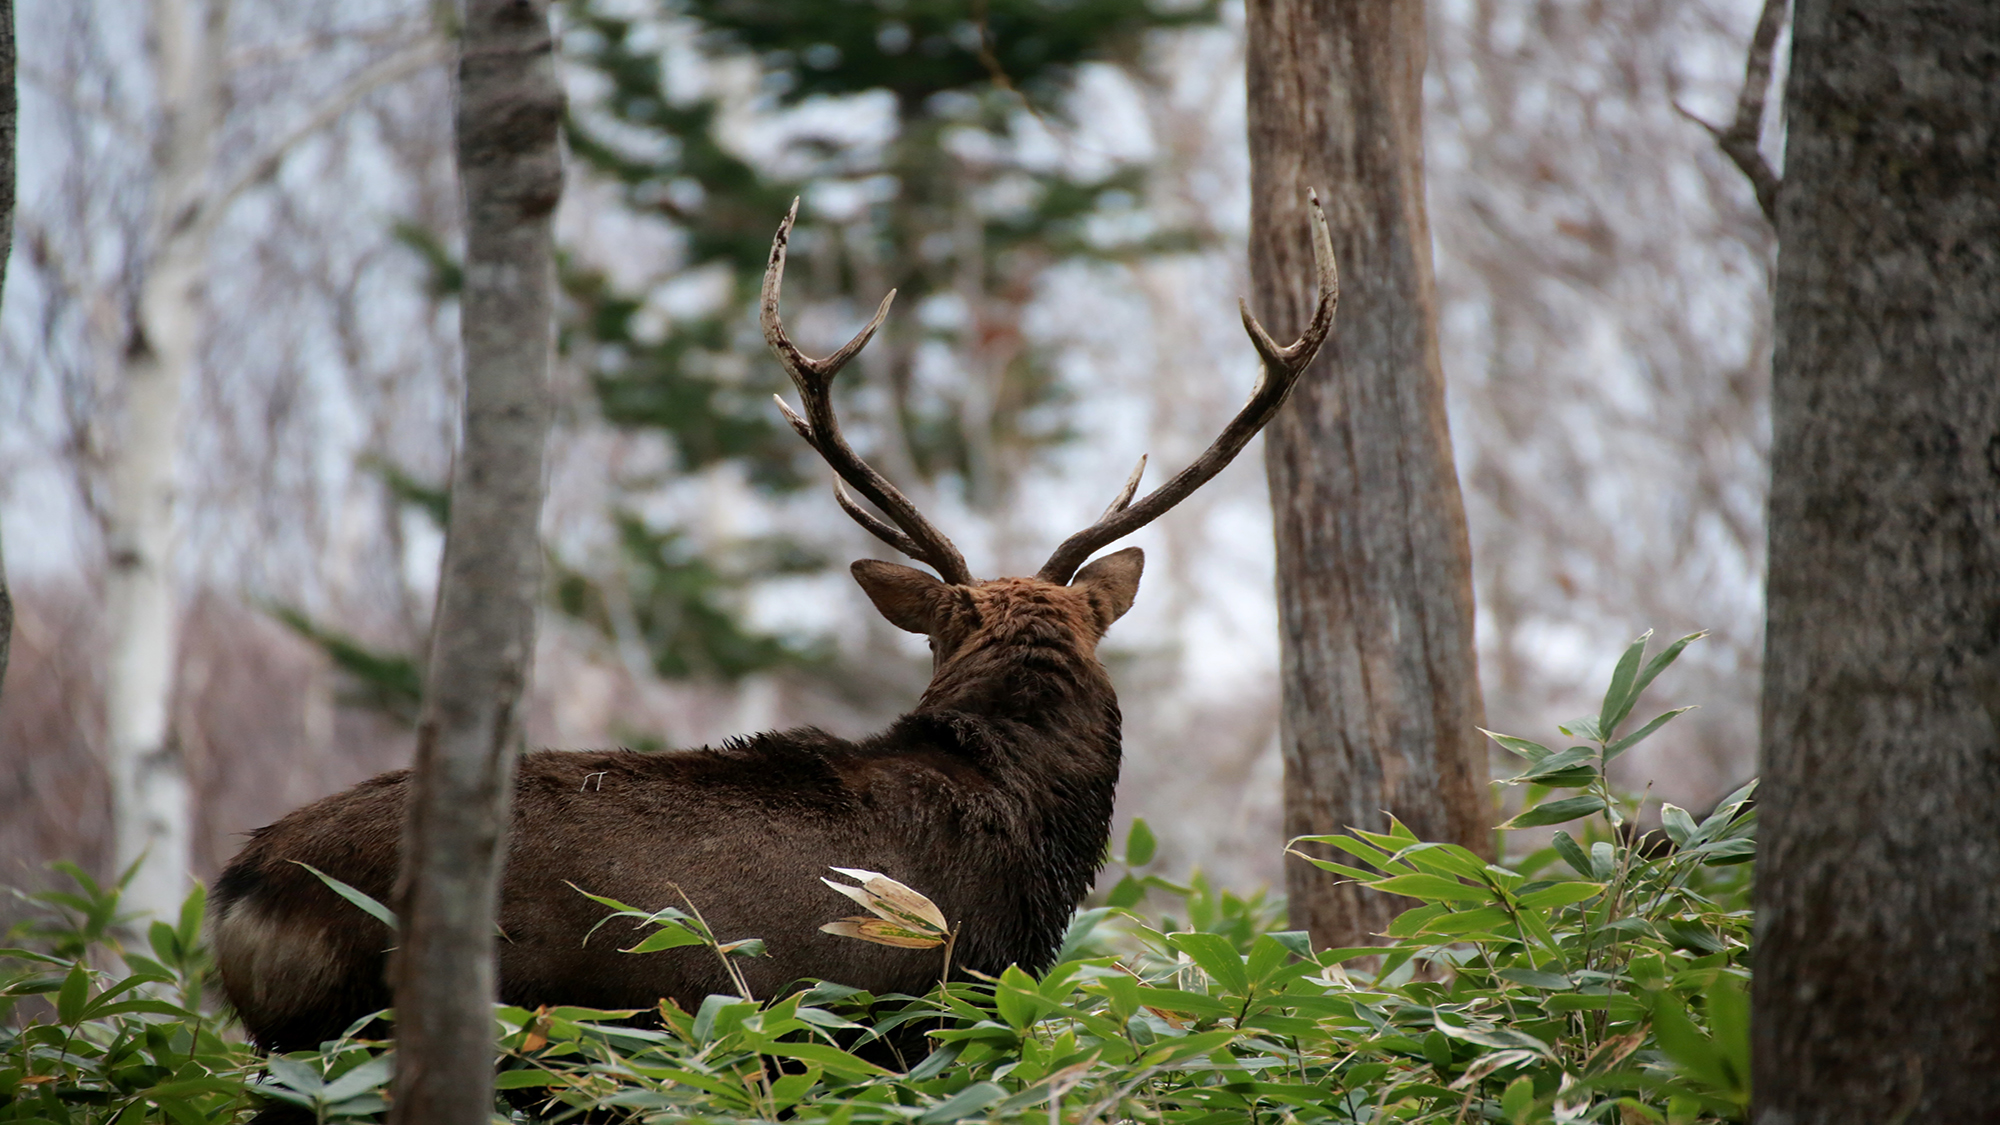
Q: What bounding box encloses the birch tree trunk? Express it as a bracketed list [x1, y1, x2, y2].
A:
[102, 0, 229, 923]
[1753, 1, 2000, 1119]
[387, 1, 560, 1119]
[1247, 0, 1490, 950]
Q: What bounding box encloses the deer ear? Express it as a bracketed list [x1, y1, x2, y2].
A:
[1072, 547, 1143, 627]
[851, 560, 948, 634]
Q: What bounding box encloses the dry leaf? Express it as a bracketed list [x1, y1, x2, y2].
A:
[820, 916, 945, 949]
[521, 1004, 550, 1052]
[821, 867, 949, 936]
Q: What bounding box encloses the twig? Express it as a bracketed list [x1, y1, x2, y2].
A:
[669, 883, 754, 1001]
[203, 40, 448, 233]
[1674, 0, 1788, 221]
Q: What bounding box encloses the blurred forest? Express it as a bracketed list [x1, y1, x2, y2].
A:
[0, 0, 1775, 908]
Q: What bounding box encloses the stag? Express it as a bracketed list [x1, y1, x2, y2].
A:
[209, 195, 1337, 1055]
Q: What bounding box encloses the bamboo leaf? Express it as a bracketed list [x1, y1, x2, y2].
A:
[823, 868, 948, 935]
[1598, 631, 1653, 737]
[820, 917, 943, 949]
[295, 863, 395, 930]
[1502, 795, 1608, 829]
[1606, 706, 1695, 762]
[1125, 818, 1158, 866]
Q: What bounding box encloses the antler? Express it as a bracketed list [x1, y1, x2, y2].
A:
[763, 199, 976, 586]
[1036, 191, 1339, 585]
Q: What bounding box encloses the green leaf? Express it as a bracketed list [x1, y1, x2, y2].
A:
[1396, 842, 1492, 881]
[1606, 707, 1695, 762]
[1701, 779, 1759, 831]
[1558, 714, 1603, 742]
[1267, 930, 1313, 959]
[495, 1070, 566, 1089]
[1481, 729, 1554, 762]
[1432, 1017, 1552, 1057]
[1419, 906, 1516, 935]
[1125, 818, 1158, 867]
[1652, 991, 1730, 1092]
[1131, 987, 1235, 1018]
[1687, 837, 1756, 865]
[916, 1081, 1007, 1124]
[266, 1056, 325, 1096]
[319, 1053, 394, 1103]
[749, 1038, 892, 1079]
[1515, 882, 1606, 911]
[1495, 968, 1574, 990]
[1502, 795, 1608, 829]
[1139, 1027, 1240, 1066]
[1599, 631, 1653, 738]
[1169, 932, 1251, 995]
[623, 921, 707, 953]
[1423, 1029, 1453, 1071]
[1626, 631, 1706, 720]
[295, 863, 395, 930]
[905, 1041, 963, 1081]
[1502, 1075, 1535, 1123]
[1662, 803, 1699, 847]
[1366, 873, 1491, 903]
[1552, 831, 1593, 878]
[1705, 974, 1751, 1097]
[1509, 745, 1599, 785]
[1107, 873, 1146, 909]
[1386, 903, 1453, 938]
[993, 965, 1050, 1030]
[56, 963, 89, 1024]
[1317, 945, 1401, 964]
[1591, 841, 1618, 880]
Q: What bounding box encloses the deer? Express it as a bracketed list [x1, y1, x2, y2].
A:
[208, 194, 1337, 1058]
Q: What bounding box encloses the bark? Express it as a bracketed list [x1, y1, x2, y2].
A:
[1752, 2, 2000, 1121]
[102, 0, 229, 923]
[0, 0, 14, 700]
[388, 1, 561, 1121]
[1247, 0, 1490, 949]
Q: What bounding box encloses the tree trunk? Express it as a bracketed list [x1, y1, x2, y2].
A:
[1753, 2, 2000, 1121]
[101, 0, 229, 923]
[1247, 0, 1490, 950]
[0, 0, 14, 700]
[388, 1, 561, 1121]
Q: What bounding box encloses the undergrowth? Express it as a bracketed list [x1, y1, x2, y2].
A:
[3, 632, 1752, 1123]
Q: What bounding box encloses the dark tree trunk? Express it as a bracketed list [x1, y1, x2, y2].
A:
[1246, 0, 1490, 950]
[388, 1, 562, 1122]
[0, 0, 15, 700]
[1753, 2, 2000, 1121]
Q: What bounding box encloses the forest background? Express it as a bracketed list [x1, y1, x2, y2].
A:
[0, 0, 1775, 907]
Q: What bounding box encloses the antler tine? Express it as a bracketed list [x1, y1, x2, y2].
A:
[1036, 192, 1338, 585]
[833, 482, 925, 558]
[1099, 455, 1148, 521]
[762, 200, 975, 586]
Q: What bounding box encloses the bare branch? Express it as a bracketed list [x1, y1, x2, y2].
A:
[1678, 0, 1787, 221]
[203, 40, 447, 232]
[1035, 191, 1338, 585]
[763, 199, 975, 585]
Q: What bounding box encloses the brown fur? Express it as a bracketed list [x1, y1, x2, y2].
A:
[210, 551, 1143, 1052]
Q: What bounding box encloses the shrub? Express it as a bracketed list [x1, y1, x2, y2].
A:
[2, 632, 1752, 1123]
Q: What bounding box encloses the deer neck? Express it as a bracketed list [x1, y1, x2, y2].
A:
[914, 630, 1118, 736]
